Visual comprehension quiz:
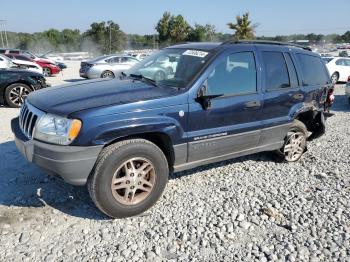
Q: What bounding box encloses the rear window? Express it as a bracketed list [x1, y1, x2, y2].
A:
[262, 51, 290, 90]
[296, 54, 329, 86]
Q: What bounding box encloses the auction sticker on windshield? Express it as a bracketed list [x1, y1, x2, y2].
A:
[183, 50, 209, 58]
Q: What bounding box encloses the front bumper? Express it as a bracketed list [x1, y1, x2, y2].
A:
[11, 117, 103, 186]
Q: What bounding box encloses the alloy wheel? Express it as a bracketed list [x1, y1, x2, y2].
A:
[102, 71, 115, 78]
[9, 85, 30, 106]
[111, 157, 156, 205]
[283, 131, 306, 161]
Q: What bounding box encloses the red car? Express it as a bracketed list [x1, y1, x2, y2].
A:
[5, 54, 60, 77]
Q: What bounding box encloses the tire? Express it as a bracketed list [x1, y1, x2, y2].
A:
[278, 120, 308, 162]
[88, 139, 169, 218]
[331, 72, 339, 84]
[5, 83, 31, 108]
[43, 67, 51, 77]
[154, 71, 166, 81]
[101, 70, 115, 79]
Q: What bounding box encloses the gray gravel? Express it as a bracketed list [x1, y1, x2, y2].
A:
[0, 85, 349, 261]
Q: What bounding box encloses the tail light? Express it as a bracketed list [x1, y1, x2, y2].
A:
[347, 76, 350, 82]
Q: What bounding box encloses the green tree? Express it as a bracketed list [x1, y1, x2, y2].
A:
[227, 12, 257, 40]
[188, 24, 216, 42]
[82, 21, 126, 54]
[155, 12, 172, 42]
[168, 15, 191, 43]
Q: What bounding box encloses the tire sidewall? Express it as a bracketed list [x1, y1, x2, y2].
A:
[101, 71, 114, 78]
[5, 83, 31, 108]
[280, 120, 308, 162]
[92, 141, 168, 218]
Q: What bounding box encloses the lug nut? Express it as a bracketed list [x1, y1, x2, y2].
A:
[126, 180, 130, 184]
[131, 186, 135, 189]
[138, 182, 142, 185]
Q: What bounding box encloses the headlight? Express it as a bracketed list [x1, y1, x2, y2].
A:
[34, 114, 82, 145]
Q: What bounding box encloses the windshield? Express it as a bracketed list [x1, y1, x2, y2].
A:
[126, 48, 212, 88]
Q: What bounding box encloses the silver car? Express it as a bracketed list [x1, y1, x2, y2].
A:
[80, 55, 140, 79]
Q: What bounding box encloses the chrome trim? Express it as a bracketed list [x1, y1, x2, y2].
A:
[19, 101, 45, 139]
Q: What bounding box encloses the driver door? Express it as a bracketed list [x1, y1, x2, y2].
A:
[187, 48, 263, 162]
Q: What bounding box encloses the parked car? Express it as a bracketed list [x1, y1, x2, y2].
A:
[323, 57, 350, 83]
[0, 69, 47, 107]
[12, 41, 331, 218]
[0, 54, 13, 69]
[11, 59, 43, 75]
[40, 51, 64, 62]
[0, 48, 21, 54]
[345, 76, 350, 104]
[79, 55, 140, 79]
[5, 54, 60, 77]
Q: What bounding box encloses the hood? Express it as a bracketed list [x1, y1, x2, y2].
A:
[27, 79, 178, 116]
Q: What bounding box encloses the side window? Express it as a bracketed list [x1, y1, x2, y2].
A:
[262, 51, 290, 90]
[207, 52, 257, 96]
[344, 59, 350, 66]
[296, 54, 329, 86]
[284, 53, 299, 87]
[335, 59, 345, 66]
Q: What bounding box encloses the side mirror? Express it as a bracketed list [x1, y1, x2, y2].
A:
[196, 81, 223, 110]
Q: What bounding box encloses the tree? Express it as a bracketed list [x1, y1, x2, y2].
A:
[227, 12, 257, 40]
[82, 21, 126, 54]
[168, 15, 191, 43]
[188, 24, 216, 42]
[155, 12, 172, 42]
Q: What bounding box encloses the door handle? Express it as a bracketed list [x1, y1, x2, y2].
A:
[244, 100, 261, 109]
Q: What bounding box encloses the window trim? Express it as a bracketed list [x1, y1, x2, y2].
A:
[262, 51, 292, 92]
[206, 51, 258, 98]
[283, 52, 300, 88]
[296, 53, 331, 87]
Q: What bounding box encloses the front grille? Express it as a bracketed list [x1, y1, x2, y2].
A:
[19, 102, 45, 139]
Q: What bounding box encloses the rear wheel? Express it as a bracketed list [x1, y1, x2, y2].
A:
[88, 139, 169, 218]
[101, 70, 115, 79]
[5, 83, 31, 108]
[331, 72, 339, 84]
[43, 67, 51, 77]
[279, 120, 308, 162]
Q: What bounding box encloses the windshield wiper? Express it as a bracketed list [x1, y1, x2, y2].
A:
[129, 73, 158, 87]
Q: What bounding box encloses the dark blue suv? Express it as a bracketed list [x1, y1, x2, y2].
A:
[12, 41, 331, 218]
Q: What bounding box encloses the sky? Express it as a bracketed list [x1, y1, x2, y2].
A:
[1, 0, 349, 36]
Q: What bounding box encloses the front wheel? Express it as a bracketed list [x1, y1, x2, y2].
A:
[279, 120, 308, 162]
[5, 83, 31, 108]
[43, 67, 51, 77]
[88, 139, 169, 218]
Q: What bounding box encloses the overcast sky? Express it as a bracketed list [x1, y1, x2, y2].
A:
[1, 0, 349, 36]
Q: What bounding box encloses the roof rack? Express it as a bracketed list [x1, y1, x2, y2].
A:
[222, 40, 312, 51]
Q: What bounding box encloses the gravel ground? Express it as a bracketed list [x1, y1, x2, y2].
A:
[0, 84, 349, 262]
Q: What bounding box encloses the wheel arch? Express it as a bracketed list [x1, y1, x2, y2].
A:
[104, 132, 175, 171]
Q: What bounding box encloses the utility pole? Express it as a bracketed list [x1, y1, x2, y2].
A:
[109, 25, 112, 54]
[0, 20, 9, 48]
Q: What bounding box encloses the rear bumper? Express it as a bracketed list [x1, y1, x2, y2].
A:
[11, 117, 103, 186]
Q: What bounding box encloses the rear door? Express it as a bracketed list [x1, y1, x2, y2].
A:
[187, 47, 263, 162]
[294, 52, 332, 110]
[258, 47, 303, 146]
